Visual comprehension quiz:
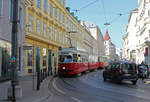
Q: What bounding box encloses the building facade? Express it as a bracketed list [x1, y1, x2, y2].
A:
[104, 30, 116, 61]
[0, 0, 27, 79]
[25, 0, 67, 75]
[116, 48, 123, 60]
[123, 0, 150, 65]
[80, 21, 105, 56]
[122, 9, 138, 63]
[136, 0, 150, 65]
[25, 0, 97, 75]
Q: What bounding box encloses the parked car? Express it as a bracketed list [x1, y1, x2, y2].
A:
[103, 61, 138, 85]
[138, 64, 149, 79]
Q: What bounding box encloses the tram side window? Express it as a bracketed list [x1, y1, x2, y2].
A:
[59, 55, 73, 63]
[78, 55, 81, 62]
[59, 55, 65, 62]
[73, 54, 77, 62]
[64, 55, 73, 62]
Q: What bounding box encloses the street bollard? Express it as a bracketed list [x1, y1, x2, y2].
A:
[40, 70, 43, 82]
[48, 69, 49, 76]
[43, 69, 44, 80]
[46, 69, 48, 78]
[36, 72, 40, 91]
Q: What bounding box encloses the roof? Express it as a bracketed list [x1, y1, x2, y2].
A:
[104, 29, 111, 40]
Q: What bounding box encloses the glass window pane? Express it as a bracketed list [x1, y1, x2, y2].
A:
[43, 48, 47, 67]
[50, 4, 53, 16]
[55, 8, 57, 18]
[43, 23, 47, 37]
[36, 19, 40, 34]
[44, 0, 47, 11]
[27, 50, 32, 66]
[37, 0, 41, 8]
[29, 14, 33, 32]
[0, 0, 2, 16]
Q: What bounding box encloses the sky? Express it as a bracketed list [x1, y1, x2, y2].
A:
[66, 0, 138, 48]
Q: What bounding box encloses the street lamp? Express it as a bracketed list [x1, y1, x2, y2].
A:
[10, 0, 19, 102]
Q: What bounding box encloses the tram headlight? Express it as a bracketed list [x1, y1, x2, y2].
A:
[62, 67, 66, 70]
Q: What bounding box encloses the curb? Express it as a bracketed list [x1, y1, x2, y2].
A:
[32, 76, 56, 102]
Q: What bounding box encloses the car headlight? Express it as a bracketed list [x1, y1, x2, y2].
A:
[62, 67, 66, 70]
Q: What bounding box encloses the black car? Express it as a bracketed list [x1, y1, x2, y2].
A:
[103, 61, 138, 85]
[138, 64, 149, 79]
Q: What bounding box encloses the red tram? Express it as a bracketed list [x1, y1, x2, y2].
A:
[58, 47, 108, 76]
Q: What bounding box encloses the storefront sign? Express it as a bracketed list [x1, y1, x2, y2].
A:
[23, 46, 33, 50]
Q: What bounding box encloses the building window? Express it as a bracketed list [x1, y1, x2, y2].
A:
[55, 8, 57, 18]
[36, 19, 41, 34]
[44, 0, 47, 12]
[27, 50, 32, 66]
[63, 0, 65, 6]
[50, 4, 53, 16]
[43, 48, 47, 67]
[43, 23, 47, 37]
[49, 27, 52, 40]
[9, 0, 12, 20]
[59, 0, 61, 4]
[19, 7, 23, 28]
[28, 14, 33, 32]
[59, 12, 61, 21]
[37, 0, 41, 8]
[62, 34, 64, 44]
[148, 10, 150, 16]
[63, 15, 65, 23]
[55, 30, 57, 41]
[0, 0, 2, 16]
[59, 32, 61, 42]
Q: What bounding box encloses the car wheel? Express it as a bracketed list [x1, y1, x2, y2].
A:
[132, 80, 137, 85]
[76, 73, 82, 77]
[103, 77, 106, 82]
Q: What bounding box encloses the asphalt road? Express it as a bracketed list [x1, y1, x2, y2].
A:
[48, 70, 150, 102]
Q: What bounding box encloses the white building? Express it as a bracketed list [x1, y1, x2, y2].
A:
[136, 0, 150, 65]
[123, 9, 138, 63]
[123, 0, 150, 65]
[104, 30, 116, 61]
[116, 48, 123, 60]
[80, 21, 105, 56]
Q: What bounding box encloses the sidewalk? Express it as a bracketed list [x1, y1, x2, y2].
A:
[0, 75, 54, 102]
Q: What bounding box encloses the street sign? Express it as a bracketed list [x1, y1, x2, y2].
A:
[23, 46, 33, 50]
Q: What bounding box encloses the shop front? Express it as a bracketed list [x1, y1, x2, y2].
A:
[0, 40, 11, 81]
[25, 38, 59, 75]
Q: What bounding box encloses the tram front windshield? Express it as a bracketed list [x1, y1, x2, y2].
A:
[59, 55, 73, 63]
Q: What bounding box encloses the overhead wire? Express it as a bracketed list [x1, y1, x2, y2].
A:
[100, 0, 107, 23]
[72, 0, 99, 12]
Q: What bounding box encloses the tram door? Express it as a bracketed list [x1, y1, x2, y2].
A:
[36, 47, 40, 72]
[48, 50, 52, 75]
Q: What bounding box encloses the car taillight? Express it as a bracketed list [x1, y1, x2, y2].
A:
[119, 68, 122, 74]
[136, 68, 138, 74]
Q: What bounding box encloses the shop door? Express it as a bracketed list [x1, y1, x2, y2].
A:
[36, 47, 40, 72]
[48, 50, 52, 75]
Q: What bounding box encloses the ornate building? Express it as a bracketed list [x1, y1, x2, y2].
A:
[104, 30, 116, 61]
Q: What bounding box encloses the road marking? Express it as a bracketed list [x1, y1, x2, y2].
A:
[144, 80, 150, 84]
[72, 97, 84, 102]
[52, 78, 66, 95]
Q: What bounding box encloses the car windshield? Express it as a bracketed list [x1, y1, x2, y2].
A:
[59, 55, 73, 63]
[139, 65, 147, 70]
[122, 63, 136, 70]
